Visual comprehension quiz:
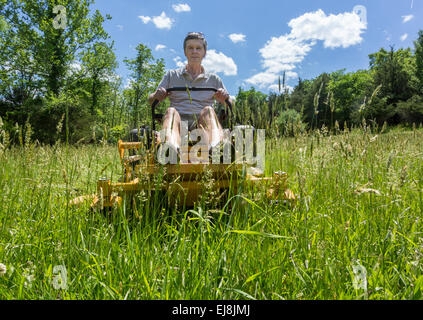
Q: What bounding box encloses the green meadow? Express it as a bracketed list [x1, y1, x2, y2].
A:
[0, 125, 422, 300]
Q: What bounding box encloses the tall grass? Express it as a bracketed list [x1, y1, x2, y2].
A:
[0, 125, 422, 299]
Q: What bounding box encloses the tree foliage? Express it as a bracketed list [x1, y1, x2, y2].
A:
[1, 3, 423, 145]
[369, 46, 417, 104]
[124, 44, 165, 127]
[0, 0, 120, 143]
[414, 30, 423, 94]
[235, 31, 423, 133]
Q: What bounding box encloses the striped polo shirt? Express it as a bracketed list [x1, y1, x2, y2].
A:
[157, 66, 227, 119]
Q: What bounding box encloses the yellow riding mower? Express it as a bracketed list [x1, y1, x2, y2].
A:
[70, 87, 296, 210]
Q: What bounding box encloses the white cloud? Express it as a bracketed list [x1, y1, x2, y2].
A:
[100, 73, 121, 83]
[202, 50, 237, 76]
[68, 61, 82, 76]
[155, 44, 167, 51]
[245, 72, 279, 88]
[288, 9, 366, 48]
[245, 71, 297, 90]
[402, 15, 414, 23]
[172, 4, 191, 13]
[268, 84, 294, 93]
[116, 25, 124, 31]
[259, 35, 313, 73]
[173, 56, 186, 68]
[138, 16, 151, 24]
[70, 61, 81, 72]
[246, 9, 367, 92]
[138, 12, 174, 30]
[285, 71, 298, 79]
[228, 33, 246, 43]
[152, 12, 174, 30]
[173, 50, 238, 76]
[401, 33, 408, 41]
[384, 30, 391, 42]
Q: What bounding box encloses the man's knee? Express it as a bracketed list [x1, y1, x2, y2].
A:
[165, 107, 178, 116]
[163, 107, 181, 122]
[200, 106, 216, 117]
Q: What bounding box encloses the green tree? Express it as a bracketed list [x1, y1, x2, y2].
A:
[369, 46, 416, 104]
[414, 30, 423, 94]
[235, 87, 267, 127]
[3, 0, 111, 97]
[0, 1, 41, 125]
[124, 44, 165, 126]
[80, 41, 118, 115]
[0, 2, 7, 32]
[328, 69, 373, 126]
[289, 78, 311, 113]
[0, 0, 115, 143]
[302, 73, 330, 129]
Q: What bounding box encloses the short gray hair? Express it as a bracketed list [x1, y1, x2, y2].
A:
[183, 32, 207, 51]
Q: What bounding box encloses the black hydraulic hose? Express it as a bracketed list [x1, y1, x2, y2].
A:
[151, 87, 233, 131]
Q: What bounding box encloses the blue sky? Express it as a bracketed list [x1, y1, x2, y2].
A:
[92, 0, 422, 96]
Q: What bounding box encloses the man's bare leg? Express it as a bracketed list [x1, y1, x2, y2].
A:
[161, 107, 181, 151]
[198, 106, 224, 149]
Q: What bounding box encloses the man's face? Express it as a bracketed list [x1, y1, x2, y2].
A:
[184, 39, 206, 63]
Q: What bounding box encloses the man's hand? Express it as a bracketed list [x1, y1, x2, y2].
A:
[214, 88, 230, 105]
[153, 87, 169, 102]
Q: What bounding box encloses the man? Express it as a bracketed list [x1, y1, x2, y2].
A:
[148, 32, 232, 155]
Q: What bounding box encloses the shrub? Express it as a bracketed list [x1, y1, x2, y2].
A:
[397, 95, 423, 125]
[275, 109, 306, 137]
[31, 94, 95, 144]
[109, 125, 127, 143]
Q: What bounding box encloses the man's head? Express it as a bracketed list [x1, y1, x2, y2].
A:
[183, 32, 207, 53]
